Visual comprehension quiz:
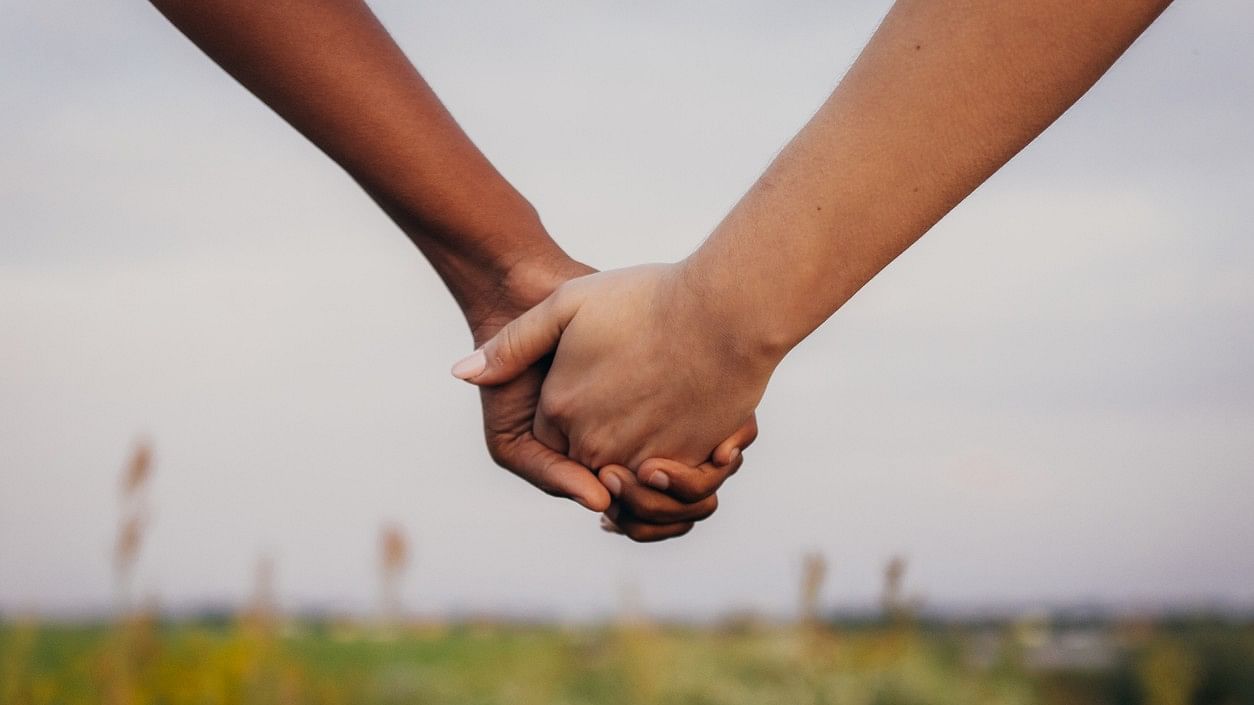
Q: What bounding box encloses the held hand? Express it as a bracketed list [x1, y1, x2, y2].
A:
[454, 263, 781, 471]
[600, 417, 758, 542]
[465, 259, 758, 539]
[466, 257, 612, 512]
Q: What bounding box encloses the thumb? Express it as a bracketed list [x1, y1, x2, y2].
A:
[451, 289, 578, 386]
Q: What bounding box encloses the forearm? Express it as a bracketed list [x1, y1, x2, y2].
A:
[149, 0, 568, 322]
[683, 0, 1170, 359]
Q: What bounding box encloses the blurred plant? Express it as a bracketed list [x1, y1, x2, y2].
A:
[9, 434, 1250, 705]
[114, 439, 153, 618]
[799, 551, 828, 627]
[880, 555, 924, 624]
[245, 553, 279, 632]
[614, 582, 664, 704]
[13, 612, 1254, 705]
[617, 581, 645, 628]
[798, 552, 840, 672]
[103, 439, 155, 705]
[378, 523, 410, 629]
[882, 555, 906, 617]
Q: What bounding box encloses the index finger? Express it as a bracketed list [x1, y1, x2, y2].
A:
[636, 414, 757, 503]
[637, 449, 745, 504]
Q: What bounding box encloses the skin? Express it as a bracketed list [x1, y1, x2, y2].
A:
[460, 0, 1174, 479]
[146, 0, 755, 541]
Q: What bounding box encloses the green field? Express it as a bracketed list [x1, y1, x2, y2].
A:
[3, 615, 1252, 705]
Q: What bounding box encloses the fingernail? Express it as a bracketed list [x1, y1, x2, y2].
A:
[450, 349, 486, 380]
[728, 448, 741, 464]
[645, 471, 669, 491]
[602, 472, 622, 497]
[600, 516, 621, 534]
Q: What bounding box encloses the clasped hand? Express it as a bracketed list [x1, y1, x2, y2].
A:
[454, 262, 777, 542]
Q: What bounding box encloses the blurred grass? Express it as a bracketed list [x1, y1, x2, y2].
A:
[7, 444, 1248, 704]
[3, 615, 1251, 705]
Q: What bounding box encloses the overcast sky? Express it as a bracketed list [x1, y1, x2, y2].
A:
[2, 1, 1252, 620]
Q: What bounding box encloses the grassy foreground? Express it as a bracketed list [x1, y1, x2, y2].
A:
[3, 615, 1252, 705]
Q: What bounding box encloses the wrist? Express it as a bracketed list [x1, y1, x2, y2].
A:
[666, 259, 791, 378]
[392, 196, 589, 338]
[462, 245, 594, 346]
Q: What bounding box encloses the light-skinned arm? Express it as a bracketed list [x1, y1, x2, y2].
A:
[457, 0, 1174, 477]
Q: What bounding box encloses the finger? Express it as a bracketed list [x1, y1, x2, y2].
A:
[637, 449, 744, 504]
[712, 413, 759, 466]
[494, 435, 610, 512]
[601, 507, 696, 543]
[451, 288, 581, 386]
[599, 466, 719, 523]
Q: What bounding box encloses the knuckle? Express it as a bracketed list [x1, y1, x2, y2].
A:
[486, 438, 558, 495]
[572, 434, 608, 469]
[680, 473, 720, 502]
[550, 280, 580, 310]
[496, 324, 525, 368]
[547, 285, 570, 311]
[693, 494, 719, 521]
[636, 523, 693, 543]
[625, 525, 654, 543]
[672, 483, 708, 504]
[582, 451, 608, 471]
[487, 445, 510, 470]
[485, 436, 514, 469]
[538, 392, 570, 423]
[625, 495, 664, 522]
